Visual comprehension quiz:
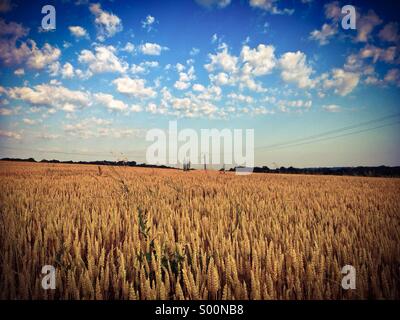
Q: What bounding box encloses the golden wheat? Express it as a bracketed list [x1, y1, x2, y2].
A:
[0, 161, 399, 300]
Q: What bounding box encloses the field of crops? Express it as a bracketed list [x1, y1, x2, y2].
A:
[0, 161, 399, 299]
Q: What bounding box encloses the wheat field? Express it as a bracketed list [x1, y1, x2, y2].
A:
[0, 161, 399, 300]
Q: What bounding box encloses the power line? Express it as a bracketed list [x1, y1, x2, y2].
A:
[255, 112, 400, 150]
[263, 120, 400, 151]
[1, 113, 399, 158]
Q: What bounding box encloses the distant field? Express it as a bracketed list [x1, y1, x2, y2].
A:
[0, 161, 399, 299]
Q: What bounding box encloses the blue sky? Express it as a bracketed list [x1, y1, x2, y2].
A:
[0, 0, 399, 167]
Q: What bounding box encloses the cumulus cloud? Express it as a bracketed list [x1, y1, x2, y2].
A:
[93, 92, 128, 111]
[309, 23, 337, 45]
[130, 61, 158, 75]
[6, 84, 91, 110]
[0, 129, 21, 140]
[277, 99, 312, 113]
[204, 43, 272, 92]
[26, 42, 60, 69]
[359, 45, 398, 64]
[174, 65, 196, 90]
[89, 3, 122, 41]
[240, 44, 276, 76]
[356, 10, 382, 42]
[122, 42, 135, 53]
[324, 1, 341, 21]
[131, 104, 143, 112]
[141, 15, 156, 32]
[228, 93, 254, 104]
[49, 62, 75, 79]
[0, 19, 60, 69]
[323, 104, 342, 112]
[279, 51, 314, 88]
[195, 0, 231, 9]
[78, 45, 128, 74]
[309, 2, 341, 45]
[190, 47, 200, 56]
[113, 76, 156, 99]
[323, 68, 360, 96]
[384, 69, 400, 86]
[379, 22, 399, 43]
[14, 68, 24, 76]
[192, 83, 205, 92]
[204, 44, 238, 73]
[69, 26, 88, 38]
[139, 42, 168, 56]
[22, 118, 38, 125]
[63, 117, 141, 139]
[249, 0, 294, 15]
[0, 106, 20, 116]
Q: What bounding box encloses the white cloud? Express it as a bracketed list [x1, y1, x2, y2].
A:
[252, 107, 274, 115]
[142, 15, 156, 32]
[249, 0, 294, 15]
[0, 106, 20, 116]
[14, 68, 24, 76]
[359, 45, 397, 64]
[323, 68, 360, 96]
[384, 69, 400, 86]
[61, 103, 76, 113]
[356, 10, 382, 42]
[379, 22, 399, 43]
[0, 129, 21, 140]
[36, 133, 60, 140]
[122, 42, 135, 53]
[113, 76, 156, 99]
[174, 81, 191, 90]
[309, 23, 337, 45]
[78, 45, 128, 74]
[63, 117, 140, 139]
[130, 61, 159, 74]
[89, 3, 122, 41]
[0, 19, 60, 70]
[192, 83, 205, 92]
[174, 65, 196, 90]
[26, 42, 61, 69]
[69, 26, 88, 38]
[240, 44, 276, 76]
[323, 104, 341, 112]
[139, 42, 168, 56]
[22, 118, 38, 125]
[204, 44, 238, 73]
[195, 0, 231, 8]
[279, 51, 314, 88]
[131, 104, 143, 112]
[7, 84, 91, 110]
[228, 93, 254, 104]
[209, 72, 234, 86]
[190, 47, 200, 56]
[0, 19, 30, 66]
[61, 62, 74, 78]
[278, 99, 312, 113]
[93, 92, 128, 111]
[324, 1, 341, 21]
[309, 2, 340, 45]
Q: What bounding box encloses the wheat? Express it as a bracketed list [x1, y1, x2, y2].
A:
[0, 161, 399, 299]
